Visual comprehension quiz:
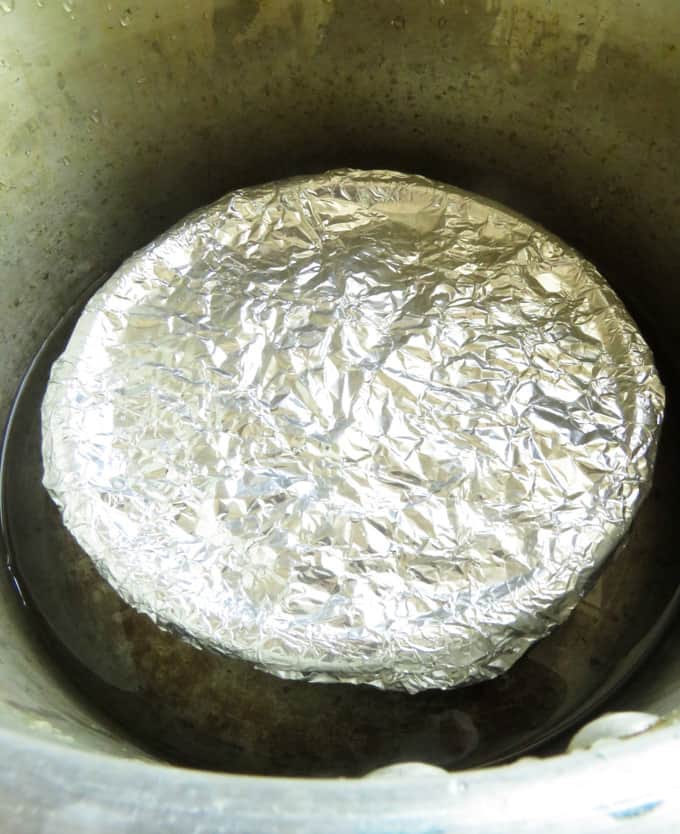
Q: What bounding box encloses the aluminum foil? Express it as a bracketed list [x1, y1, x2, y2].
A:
[41, 169, 665, 692]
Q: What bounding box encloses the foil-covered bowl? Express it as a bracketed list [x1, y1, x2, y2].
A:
[41, 170, 665, 692]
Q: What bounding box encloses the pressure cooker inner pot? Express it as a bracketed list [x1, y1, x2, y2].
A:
[2, 0, 680, 786]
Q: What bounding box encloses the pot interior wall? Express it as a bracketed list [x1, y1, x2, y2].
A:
[1, 0, 680, 759]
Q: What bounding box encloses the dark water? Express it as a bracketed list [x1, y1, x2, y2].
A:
[2, 281, 680, 777]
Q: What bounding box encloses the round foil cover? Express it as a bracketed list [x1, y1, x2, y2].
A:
[42, 170, 665, 692]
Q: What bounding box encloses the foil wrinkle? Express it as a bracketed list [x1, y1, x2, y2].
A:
[41, 170, 665, 692]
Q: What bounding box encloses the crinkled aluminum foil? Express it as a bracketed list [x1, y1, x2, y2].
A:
[41, 169, 665, 692]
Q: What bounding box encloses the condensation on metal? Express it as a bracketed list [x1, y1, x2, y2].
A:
[41, 170, 664, 692]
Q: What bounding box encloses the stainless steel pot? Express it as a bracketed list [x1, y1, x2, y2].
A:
[2, 1, 680, 831]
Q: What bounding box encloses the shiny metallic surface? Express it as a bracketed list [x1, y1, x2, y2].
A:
[41, 170, 664, 692]
[1, 0, 680, 831]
